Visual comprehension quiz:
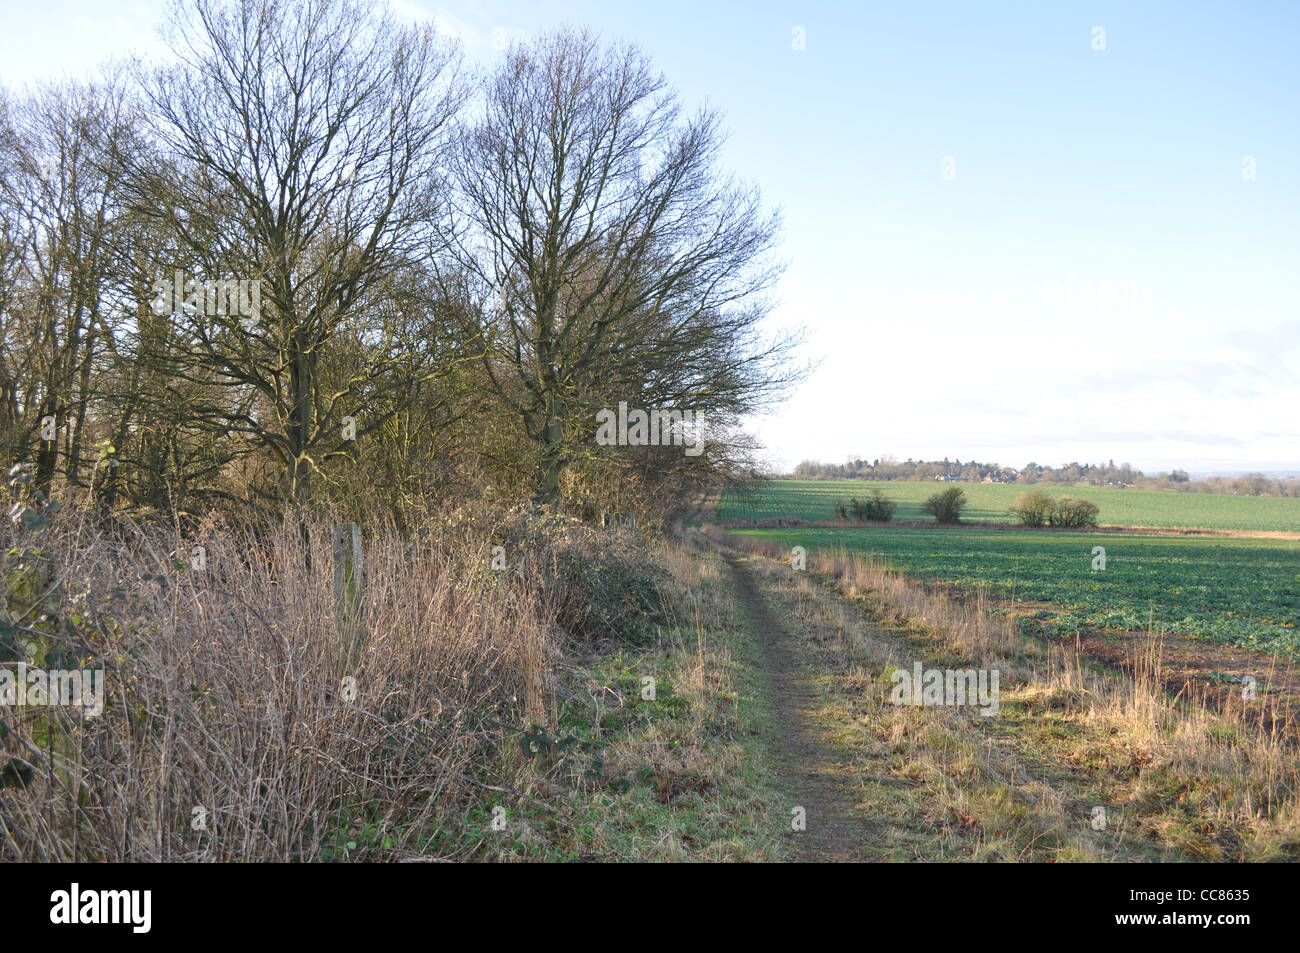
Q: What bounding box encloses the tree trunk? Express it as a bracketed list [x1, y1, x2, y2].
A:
[536, 416, 563, 506]
[289, 340, 315, 506]
[34, 400, 58, 496]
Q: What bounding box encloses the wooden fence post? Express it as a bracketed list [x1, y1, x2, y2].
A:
[333, 523, 365, 669]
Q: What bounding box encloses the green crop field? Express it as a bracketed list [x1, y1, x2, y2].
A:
[733, 525, 1300, 658]
[718, 479, 1300, 533]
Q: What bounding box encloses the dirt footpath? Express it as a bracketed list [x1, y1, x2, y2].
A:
[725, 553, 876, 861]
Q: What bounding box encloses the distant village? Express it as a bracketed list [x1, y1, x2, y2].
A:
[791, 457, 1144, 486]
[787, 458, 1298, 497]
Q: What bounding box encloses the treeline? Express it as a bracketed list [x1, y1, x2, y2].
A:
[793, 457, 1300, 498]
[796, 457, 1026, 483]
[0, 0, 802, 528]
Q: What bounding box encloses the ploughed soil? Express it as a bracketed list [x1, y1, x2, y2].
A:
[937, 579, 1300, 737]
[1062, 624, 1300, 736]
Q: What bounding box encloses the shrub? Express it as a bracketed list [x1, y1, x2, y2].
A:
[554, 531, 668, 644]
[1049, 496, 1100, 528]
[839, 490, 897, 522]
[922, 487, 967, 524]
[1009, 490, 1055, 527]
[865, 490, 897, 522]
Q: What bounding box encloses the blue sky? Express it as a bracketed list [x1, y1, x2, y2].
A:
[4, 0, 1297, 474]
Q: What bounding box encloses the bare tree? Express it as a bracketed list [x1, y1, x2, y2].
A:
[131, 0, 469, 504]
[0, 78, 136, 494]
[442, 28, 801, 505]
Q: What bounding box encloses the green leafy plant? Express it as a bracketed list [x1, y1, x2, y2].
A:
[519, 725, 630, 792]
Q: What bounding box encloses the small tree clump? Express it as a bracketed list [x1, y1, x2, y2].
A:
[857, 490, 896, 522]
[867, 490, 898, 522]
[837, 490, 897, 522]
[1049, 496, 1100, 528]
[922, 487, 966, 524]
[1009, 489, 1055, 527]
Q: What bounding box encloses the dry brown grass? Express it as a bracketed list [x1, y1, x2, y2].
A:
[0, 505, 637, 861]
